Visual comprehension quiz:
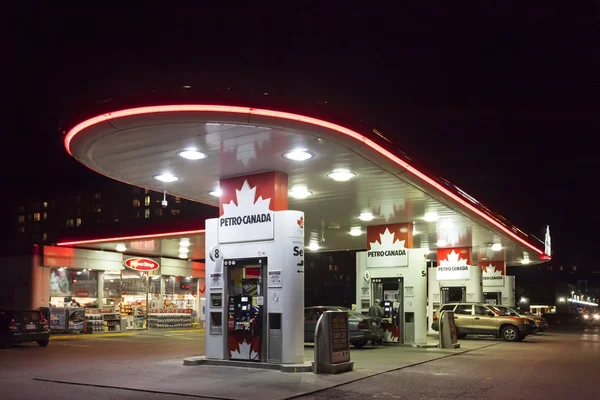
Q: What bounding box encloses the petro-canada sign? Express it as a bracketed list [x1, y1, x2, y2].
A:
[218, 180, 275, 244]
[124, 258, 160, 272]
[366, 228, 408, 268]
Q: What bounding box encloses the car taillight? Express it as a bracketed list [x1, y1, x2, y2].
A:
[358, 320, 369, 329]
[9, 319, 17, 331]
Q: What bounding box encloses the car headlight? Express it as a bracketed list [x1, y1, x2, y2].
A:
[583, 315, 589, 319]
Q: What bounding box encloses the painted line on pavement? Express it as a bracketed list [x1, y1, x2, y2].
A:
[50, 333, 136, 341]
[52, 343, 91, 348]
[166, 329, 205, 333]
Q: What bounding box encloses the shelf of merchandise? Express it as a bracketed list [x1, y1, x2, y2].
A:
[102, 312, 122, 332]
[85, 311, 122, 333]
[147, 313, 193, 329]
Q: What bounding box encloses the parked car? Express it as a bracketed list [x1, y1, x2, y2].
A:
[431, 302, 535, 342]
[304, 306, 382, 348]
[0, 310, 50, 348]
[492, 305, 548, 333]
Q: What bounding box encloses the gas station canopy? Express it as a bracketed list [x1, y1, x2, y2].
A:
[62, 105, 548, 266]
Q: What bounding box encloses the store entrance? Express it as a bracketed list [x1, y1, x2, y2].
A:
[484, 292, 502, 305]
[371, 277, 404, 343]
[225, 257, 266, 362]
[441, 286, 466, 304]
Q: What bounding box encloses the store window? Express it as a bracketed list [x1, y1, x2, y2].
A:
[76, 217, 82, 227]
[164, 276, 198, 312]
[33, 212, 41, 221]
[121, 269, 149, 330]
[171, 209, 181, 216]
[145, 209, 150, 219]
[18, 215, 24, 224]
[144, 195, 151, 206]
[43, 211, 48, 220]
[133, 198, 140, 207]
[103, 272, 122, 302]
[49, 268, 99, 307]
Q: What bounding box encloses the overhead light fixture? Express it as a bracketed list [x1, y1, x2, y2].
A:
[177, 149, 207, 160]
[308, 242, 320, 251]
[154, 173, 179, 183]
[327, 170, 356, 182]
[288, 187, 313, 199]
[180, 238, 190, 246]
[349, 227, 363, 237]
[423, 212, 439, 222]
[116, 243, 127, 252]
[359, 212, 374, 222]
[283, 149, 315, 161]
[436, 239, 448, 247]
[209, 188, 222, 197]
[491, 243, 503, 251]
[521, 258, 531, 265]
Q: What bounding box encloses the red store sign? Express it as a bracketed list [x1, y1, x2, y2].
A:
[124, 258, 160, 272]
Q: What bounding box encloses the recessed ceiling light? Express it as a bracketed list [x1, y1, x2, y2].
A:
[423, 212, 439, 222]
[436, 239, 448, 247]
[116, 243, 127, 252]
[177, 149, 207, 160]
[327, 170, 356, 182]
[154, 173, 179, 183]
[289, 188, 313, 199]
[283, 149, 315, 161]
[491, 243, 503, 251]
[308, 242, 320, 251]
[349, 227, 363, 237]
[209, 189, 222, 197]
[359, 212, 374, 222]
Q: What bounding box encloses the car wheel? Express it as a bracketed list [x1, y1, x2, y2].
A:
[37, 340, 49, 347]
[501, 326, 521, 342]
[351, 340, 368, 349]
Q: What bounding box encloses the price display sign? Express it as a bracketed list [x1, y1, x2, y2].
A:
[330, 312, 350, 364]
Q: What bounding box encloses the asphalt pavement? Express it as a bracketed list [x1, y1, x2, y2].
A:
[0, 327, 598, 400]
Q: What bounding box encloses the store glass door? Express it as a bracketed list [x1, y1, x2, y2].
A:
[441, 286, 466, 304]
[371, 278, 404, 343]
[225, 257, 266, 362]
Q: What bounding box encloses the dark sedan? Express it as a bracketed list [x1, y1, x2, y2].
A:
[304, 306, 382, 348]
[0, 310, 50, 348]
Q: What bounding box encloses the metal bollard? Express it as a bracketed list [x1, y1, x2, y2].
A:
[313, 312, 326, 374]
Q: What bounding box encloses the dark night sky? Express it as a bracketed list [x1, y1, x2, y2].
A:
[3, 3, 599, 269]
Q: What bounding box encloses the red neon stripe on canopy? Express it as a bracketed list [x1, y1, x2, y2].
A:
[63, 105, 544, 256]
[57, 229, 206, 246]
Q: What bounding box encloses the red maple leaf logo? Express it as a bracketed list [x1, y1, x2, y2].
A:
[297, 216, 304, 229]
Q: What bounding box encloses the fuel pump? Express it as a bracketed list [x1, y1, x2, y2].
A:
[227, 294, 263, 361]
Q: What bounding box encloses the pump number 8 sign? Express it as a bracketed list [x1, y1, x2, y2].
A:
[209, 246, 222, 262]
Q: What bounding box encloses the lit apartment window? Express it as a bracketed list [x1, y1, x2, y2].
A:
[133, 210, 140, 219]
[18, 215, 25, 224]
[66, 218, 74, 228]
[43, 212, 48, 221]
[171, 209, 181, 216]
[133, 199, 140, 207]
[144, 188, 149, 194]
[175, 196, 181, 204]
[93, 204, 102, 213]
[43, 201, 48, 209]
[33, 212, 41, 221]
[144, 195, 150, 206]
[93, 192, 101, 201]
[76, 217, 82, 227]
[42, 232, 47, 241]
[145, 209, 150, 219]
[18, 226, 25, 233]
